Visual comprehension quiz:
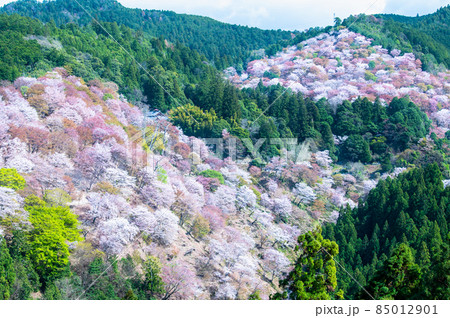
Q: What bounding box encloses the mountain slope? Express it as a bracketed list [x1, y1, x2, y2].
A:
[0, 0, 294, 68]
[343, 6, 450, 69]
[0, 69, 386, 299]
[228, 28, 450, 115]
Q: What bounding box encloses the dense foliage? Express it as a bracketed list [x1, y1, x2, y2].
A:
[0, 168, 26, 190]
[272, 228, 342, 300]
[0, 0, 449, 301]
[0, 13, 212, 105]
[0, 0, 294, 69]
[344, 6, 450, 69]
[333, 97, 431, 162]
[323, 164, 450, 299]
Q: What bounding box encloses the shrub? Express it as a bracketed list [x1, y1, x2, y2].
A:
[190, 215, 210, 239]
[364, 71, 377, 82]
[0, 168, 26, 190]
[43, 188, 71, 207]
[103, 93, 114, 101]
[92, 181, 120, 195]
[199, 169, 224, 184]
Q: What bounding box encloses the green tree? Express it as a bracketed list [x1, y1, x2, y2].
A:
[0, 237, 16, 300]
[248, 290, 262, 300]
[0, 168, 26, 190]
[198, 170, 225, 184]
[7, 230, 41, 300]
[273, 228, 341, 300]
[25, 198, 82, 282]
[362, 244, 421, 299]
[341, 135, 372, 163]
[169, 104, 217, 137]
[144, 256, 165, 299]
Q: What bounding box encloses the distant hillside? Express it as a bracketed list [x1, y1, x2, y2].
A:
[343, 6, 450, 69]
[0, 0, 295, 69]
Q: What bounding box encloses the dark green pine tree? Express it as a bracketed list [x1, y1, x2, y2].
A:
[272, 228, 343, 300]
[43, 282, 62, 300]
[0, 238, 16, 300]
[7, 230, 41, 300]
[361, 243, 421, 300]
[144, 76, 166, 111]
[144, 256, 165, 300]
[221, 84, 241, 121]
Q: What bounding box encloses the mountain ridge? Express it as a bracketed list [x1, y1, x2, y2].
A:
[0, 0, 295, 68]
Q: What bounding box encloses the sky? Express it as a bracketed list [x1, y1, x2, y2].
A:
[0, 0, 449, 30]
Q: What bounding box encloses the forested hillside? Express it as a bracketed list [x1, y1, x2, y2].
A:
[0, 0, 449, 301]
[343, 6, 450, 70]
[0, 70, 395, 299]
[0, 0, 294, 69]
[323, 164, 449, 299]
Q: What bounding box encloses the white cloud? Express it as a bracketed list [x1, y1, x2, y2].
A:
[117, 0, 388, 30]
[0, 0, 448, 30]
[383, 0, 449, 16]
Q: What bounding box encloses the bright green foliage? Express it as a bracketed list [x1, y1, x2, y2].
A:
[361, 244, 421, 299]
[156, 167, 168, 184]
[169, 104, 217, 137]
[144, 256, 165, 300]
[272, 228, 341, 300]
[198, 170, 225, 185]
[25, 199, 82, 281]
[364, 71, 377, 81]
[43, 282, 62, 300]
[0, 238, 16, 300]
[0, 168, 26, 190]
[102, 93, 114, 101]
[248, 290, 262, 300]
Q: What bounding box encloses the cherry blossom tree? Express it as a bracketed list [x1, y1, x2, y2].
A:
[98, 217, 139, 255]
[434, 109, 450, 129]
[293, 182, 317, 205]
[75, 143, 112, 189]
[9, 125, 49, 153]
[273, 196, 292, 219]
[260, 193, 274, 210]
[207, 185, 236, 214]
[266, 179, 278, 193]
[251, 210, 274, 229]
[140, 181, 175, 209]
[103, 167, 136, 188]
[236, 185, 257, 211]
[161, 261, 197, 299]
[129, 205, 156, 234]
[33, 159, 67, 193]
[0, 187, 24, 219]
[150, 208, 179, 246]
[261, 249, 290, 281]
[4, 152, 35, 174]
[443, 180, 450, 189]
[201, 205, 225, 231]
[47, 152, 74, 171]
[214, 282, 237, 300]
[87, 193, 130, 222]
